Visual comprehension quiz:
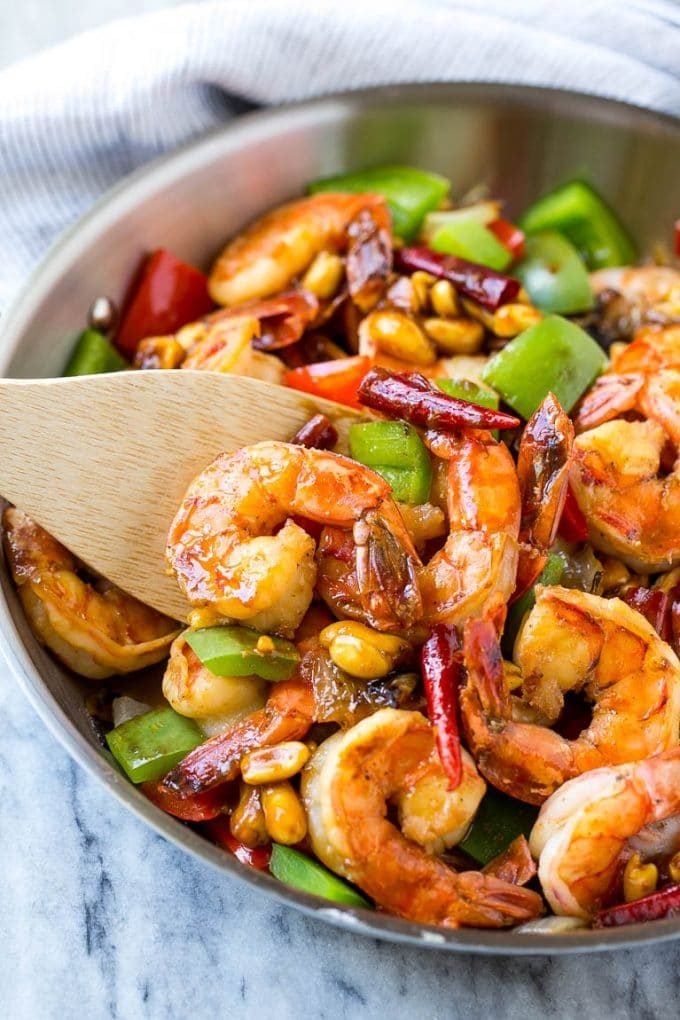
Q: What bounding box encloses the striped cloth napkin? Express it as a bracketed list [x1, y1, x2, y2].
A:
[0, 0, 678, 309]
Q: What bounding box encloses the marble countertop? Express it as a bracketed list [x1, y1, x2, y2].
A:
[2, 3, 680, 1017]
[3, 635, 680, 1018]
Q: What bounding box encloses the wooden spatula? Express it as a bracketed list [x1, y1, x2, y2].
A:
[0, 371, 362, 621]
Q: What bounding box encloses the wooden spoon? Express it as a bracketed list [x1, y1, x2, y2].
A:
[0, 371, 362, 621]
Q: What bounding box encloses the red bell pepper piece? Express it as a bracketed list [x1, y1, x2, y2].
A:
[622, 587, 671, 641]
[358, 367, 519, 431]
[202, 817, 272, 870]
[558, 485, 589, 543]
[141, 779, 231, 822]
[284, 355, 371, 409]
[421, 624, 463, 790]
[488, 218, 526, 260]
[595, 883, 680, 927]
[290, 413, 339, 450]
[674, 219, 680, 258]
[116, 249, 214, 357]
[395, 246, 521, 310]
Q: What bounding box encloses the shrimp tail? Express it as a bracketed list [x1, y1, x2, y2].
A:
[163, 677, 315, 795]
[354, 508, 423, 631]
[445, 871, 543, 928]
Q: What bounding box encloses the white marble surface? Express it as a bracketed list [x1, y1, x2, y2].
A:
[1, 3, 680, 1018]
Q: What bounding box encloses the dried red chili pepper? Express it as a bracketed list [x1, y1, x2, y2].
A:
[421, 624, 463, 790]
[202, 817, 272, 870]
[558, 485, 589, 543]
[595, 883, 680, 927]
[488, 218, 526, 260]
[395, 245, 521, 310]
[358, 367, 520, 431]
[290, 413, 339, 450]
[249, 291, 319, 351]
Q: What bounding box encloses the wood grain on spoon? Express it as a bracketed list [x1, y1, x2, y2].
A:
[0, 371, 362, 621]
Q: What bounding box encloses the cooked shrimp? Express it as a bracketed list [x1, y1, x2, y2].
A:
[515, 394, 574, 596]
[301, 709, 543, 927]
[162, 632, 268, 727]
[418, 429, 520, 626]
[316, 499, 423, 634]
[591, 266, 680, 320]
[571, 415, 680, 572]
[209, 194, 391, 310]
[2, 508, 179, 680]
[575, 325, 680, 433]
[530, 749, 680, 918]
[167, 442, 409, 637]
[461, 587, 680, 804]
[163, 676, 315, 795]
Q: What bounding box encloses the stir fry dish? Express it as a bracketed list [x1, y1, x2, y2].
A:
[6, 166, 680, 935]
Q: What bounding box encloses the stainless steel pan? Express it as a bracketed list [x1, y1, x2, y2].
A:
[2, 83, 679, 953]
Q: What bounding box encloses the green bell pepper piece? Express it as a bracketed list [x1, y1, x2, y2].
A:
[185, 626, 299, 682]
[514, 231, 593, 315]
[63, 328, 128, 376]
[349, 420, 432, 504]
[308, 165, 449, 242]
[482, 314, 606, 419]
[459, 788, 539, 866]
[431, 220, 512, 272]
[502, 552, 565, 656]
[519, 179, 636, 270]
[270, 844, 372, 908]
[106, 707, 203, 783]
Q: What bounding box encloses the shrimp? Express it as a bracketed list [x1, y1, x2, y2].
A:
[162, 632, 268, 729]
[591, 266, 680, 321]
[2, 508, 179, 680]
[461, 587, 680, 804]
[167, 442, 411, 637]
[208, 194, 392, 311]
[514, 394, 574, 596]
[301, 709, 543, 927]
[571, 414, 680, 573]
[418, 429, 520, 626]
[316, 499, 423, 634]
[575, 325, 680, 432]
[530, 749, 680, 918]
[163, 675, 315, 795]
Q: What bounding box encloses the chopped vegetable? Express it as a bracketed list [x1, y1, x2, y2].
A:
[269, 844, 372, 908]
[349, 420, 432, 504]
[519, 179, 636, 270]
[141, 779, 231, 821]
[431, 220, 512, 272]
[290, 413, 339, 450]
[503, 553, 565, 655]
[284, 355, 370, 409]
[482, 315, 607, 419]
[515, 232, 594, 315]
[459, 788, 538, 866]
[488, 218, 525, 259]
[396, 246, 521, 310]
[421, 624, 463, 790]
[358, 368, 519, 431]
[423, 201, 500, 241]
[558, 485, 589, 543]
[116, 249, 213, 357]
[309, 165, 449, 242]
[622, 587, 671, 639]
[203, 817, 272, 870]
[185, 626, 299, 682]
[63, 328, 128, 375]
[106, 707, 204, 784]
[595, 884, 680, 927]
